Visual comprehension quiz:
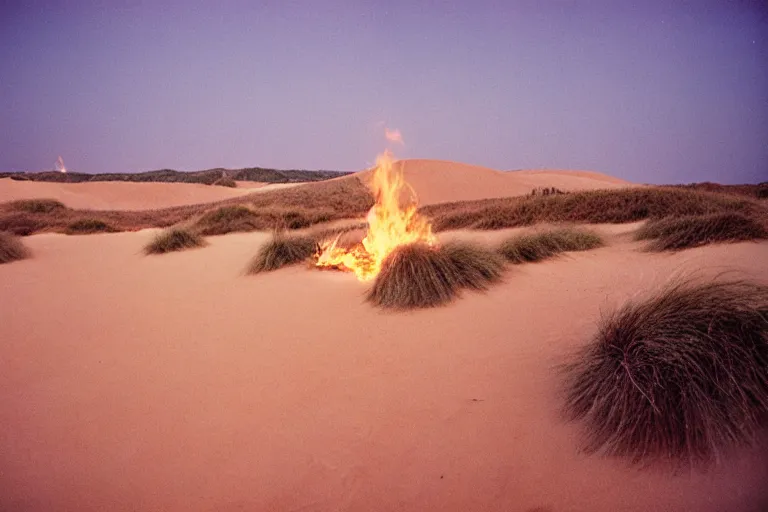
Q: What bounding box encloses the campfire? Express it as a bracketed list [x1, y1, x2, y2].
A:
[314, 146, 436, 281]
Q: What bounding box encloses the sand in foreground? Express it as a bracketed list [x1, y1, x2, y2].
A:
[1, 227, 766, 512]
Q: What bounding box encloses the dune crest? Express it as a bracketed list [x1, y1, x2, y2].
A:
[356, 159, 635, 205]
[0, 178, 281, 211]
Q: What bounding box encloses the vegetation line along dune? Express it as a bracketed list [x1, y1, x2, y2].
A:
[0, 177, 374, 236]
[422, 187, 764, 232]
[1, 167, 350, 185]
[1, 177, 765, 238]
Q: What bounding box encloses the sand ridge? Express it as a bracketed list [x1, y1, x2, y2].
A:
[0, 178, 292, 211]
[356, 159, 636, 205]
[1, 160, 634, 211]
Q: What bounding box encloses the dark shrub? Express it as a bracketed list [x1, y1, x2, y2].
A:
[0, 232, 30, 263]
[144, 228, 206, 254]
[562, 279, 768, 467]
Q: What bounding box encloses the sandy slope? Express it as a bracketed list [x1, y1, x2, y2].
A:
[2, 160, 632, 211]
[0, 178, 272, 210]
[1, 229, 766, 512]
[357, 160, 636, 205]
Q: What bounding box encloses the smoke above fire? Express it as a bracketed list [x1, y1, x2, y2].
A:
[55, 156, 67, 173]
[384, 128, 404, 145]
[314, 129, 436, 281]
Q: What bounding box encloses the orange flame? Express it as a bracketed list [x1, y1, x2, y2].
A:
[315, 150, 436, 281]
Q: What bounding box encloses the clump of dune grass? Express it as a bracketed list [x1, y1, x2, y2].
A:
[194, 205, 261, 236]
[367, 243, 460, 309]
[10, 198, 67, 214]
[636, 213, 767, 252]
[247, 232, 317, 274]
[366, 241, 507, 309]
[213, 176, 237, 188]
[441, 241, 505, 290]
[498, 228, 603, 264]
[0, 232, 30, 264]
[561, 279, 768, 467]
[65, 218, 116, 234]
[144, 228, 206, 255]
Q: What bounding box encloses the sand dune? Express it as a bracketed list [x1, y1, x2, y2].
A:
[358, 160, 636, 205]
[1, 164, 763, 511]
[1, 228, 766, 512]
[0, 178, 290, 211]
[2, 160, 633, 212]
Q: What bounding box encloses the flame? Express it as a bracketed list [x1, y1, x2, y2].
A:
[315, 149, 436, 281]
[55, 156, 67, 173]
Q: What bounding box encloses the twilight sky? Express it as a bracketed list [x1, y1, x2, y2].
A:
[1, 1, 766, 183]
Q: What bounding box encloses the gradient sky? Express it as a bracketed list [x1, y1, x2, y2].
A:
[1, 1, 766, 183]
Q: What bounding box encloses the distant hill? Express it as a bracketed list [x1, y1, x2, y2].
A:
[672, 182, 768, 200]
[0, 167, 351, 185]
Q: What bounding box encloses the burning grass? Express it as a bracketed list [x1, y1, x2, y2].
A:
[498, 228, 603, 264]
[422, 187, 763, 232]
[314, 151, 435, 281]
[144, 228, 206, 255]
[561, 279, 768, 467]
[0, 232, 30, 264]
[247, 232, 318, 274]
[635, 213, 767, 251]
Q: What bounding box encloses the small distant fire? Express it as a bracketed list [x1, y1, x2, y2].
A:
[314, 130, 436, 281]
[55, 156, 67, 173]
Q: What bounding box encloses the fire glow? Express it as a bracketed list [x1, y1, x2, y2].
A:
[55, 156, 67, 173]
[314, 147, 436, 281]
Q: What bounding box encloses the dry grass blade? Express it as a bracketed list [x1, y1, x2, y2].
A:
[247, 232, 317, 274]
[636, 213, 767, 251]
[561, 279, 768, 467]
[144, 228, 206, 254]
[0, 232, 30, 264]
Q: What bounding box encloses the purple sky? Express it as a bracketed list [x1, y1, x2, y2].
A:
[1, 1, 766, 183]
